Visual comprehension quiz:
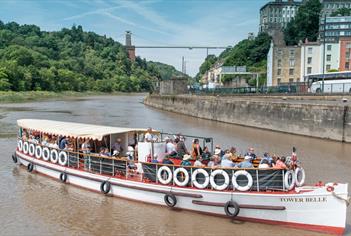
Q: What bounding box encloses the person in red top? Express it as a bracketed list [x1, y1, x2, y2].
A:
[274, 156, 287, 169]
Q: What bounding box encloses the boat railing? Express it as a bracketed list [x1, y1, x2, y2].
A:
[160, 132, 214, 153]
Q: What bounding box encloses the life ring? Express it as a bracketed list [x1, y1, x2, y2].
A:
[210, 169, 230, 191]
[50, 149, 59, 164]
[28, 143, 35, 156]
[60, 172, 67, 183]
[191, 168, 210, 189]
[284, 170, 296, 191]
[100, 181, 111, 194]
[232, 170, 253, 192]
[295, 167, 305, 187]
[35, 146, 42, 159]
[164, 193, 177, 207]
[18, 140, 23, 152]
[12, 153, 17, 163]
[58, 151, 68, 166]
[23, 142, 29, 154]
[326, 185, 334, 192]
[157, 166, 173, 185]
[173, 168, 189, 187]
[42, 147, 50, 161]
[224, 200, 240, 217]
[27, 163, 34, 172]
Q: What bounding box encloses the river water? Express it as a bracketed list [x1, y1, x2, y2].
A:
[0, 95, 350, 236]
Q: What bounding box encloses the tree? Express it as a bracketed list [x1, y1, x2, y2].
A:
[0, 67, 11, 91]
[331, 8, 351, 17]
[284, 0, 322, 45]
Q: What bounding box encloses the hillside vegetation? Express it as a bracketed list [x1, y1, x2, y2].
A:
[0, 21, 182, 92]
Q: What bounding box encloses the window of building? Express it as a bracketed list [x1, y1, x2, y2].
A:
[326, 64, 331, 71]
[278, 59, 282, 67]
[289, 49, 295, 57]
[277, 69, 281, 75]
[277, 78, 281, 84]
[289, 68, 294, 75]
[307, 57, 312, 64]
[289, 78, 294, 83]
[327, 45, 332, 51]
[326, 54, 331, 61]
[307, 67, 312, 74]
[346, 62, 350, 69]
[347, 43, 351, 49]
[289, 59, 295, 67]
[308, 47, 313, 54]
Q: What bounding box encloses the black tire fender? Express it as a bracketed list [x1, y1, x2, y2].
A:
[60, 172, 67, 183]
[27, 163, 34, 172]
[12, 153, 17, 163]
[100, 181, 111, 194]
[224, 200, 240, 217]
[164, 193, 177, 207]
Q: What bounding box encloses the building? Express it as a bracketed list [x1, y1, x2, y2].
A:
[259, 0, 303, 35]
[321, 0, 351, 17]
[267, 42, 301, 86]
[159, 77, 188, 95]
[339, 37, 351, 71]
[320, 16, 351, 43]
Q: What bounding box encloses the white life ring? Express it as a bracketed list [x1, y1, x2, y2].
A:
[191, 168, 210, 189]
[294, 167, 305, 187]
[28, 143, 35, 156]
[42, 147, 50, 161]
[35, 146, 42, 159]
[18, 140, 23, 152]
[210, 169, 230, 191]
[23, 142, 29, 154]
[58, 151, 68, 166]
[157, 166, 173, 185]
[232, 170, 253, 192]
[284, 170, 296, 190]
[173, 167, 189, 187]
[50, 149, 59, 164]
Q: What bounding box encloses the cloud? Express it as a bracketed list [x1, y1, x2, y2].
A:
[62, 6, 125, 21]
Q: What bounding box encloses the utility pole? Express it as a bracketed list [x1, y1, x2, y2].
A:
[182, 56, 185, 74]
[322, 14, 327, 92]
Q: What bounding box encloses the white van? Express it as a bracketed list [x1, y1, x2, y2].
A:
[310, 79, 351, 93]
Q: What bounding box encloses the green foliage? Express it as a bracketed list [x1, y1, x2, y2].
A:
[146, 61, 189, 80]
[284, 0, 322, 45]
[196, 55, 217, 80]
[0, 20, 181, 92]
[331, 8, 351, 16]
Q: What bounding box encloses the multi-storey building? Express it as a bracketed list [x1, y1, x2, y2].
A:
[267, 42, 301, 86]
[259, 0, 303, 35]
[321, 0, 351, 17]
[339, 37, 351, 71]
[320, 16, 351, 43]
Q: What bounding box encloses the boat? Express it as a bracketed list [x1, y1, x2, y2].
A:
[12, 119, 349, 235]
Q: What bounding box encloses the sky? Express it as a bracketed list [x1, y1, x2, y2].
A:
[0, 0, 267, 76]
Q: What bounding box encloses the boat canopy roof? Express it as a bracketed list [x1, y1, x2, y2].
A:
[17, 119, 152, 140]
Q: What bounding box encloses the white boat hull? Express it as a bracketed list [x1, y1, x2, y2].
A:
[15, 151, 348, 235]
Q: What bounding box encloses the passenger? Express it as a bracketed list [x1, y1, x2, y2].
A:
[144, 127, 153, 142]
[59, 136, 68, 150]
[229, 146, 237, 157]
[236, 156, 253, 168]
[207, 155, 216, 168]
[165, 137, 177, 155]
[213, 154, 222, 167]
[274, 156, 287, 169]
[112, 138, 123, 156]
[258, 159, 270, 168]
[51, 138, 59, 149]
[245, 147, 257, 160]
[162, 156, 174, 165]
[194, 156, 204, 167]
[221, 153, 235, 168]
[191, 139, 203, 158]
[201, 146, 211, 161]
[214, 145, 224, 157]
[260, 152, 273, 166]
[180, 154, 192, 166]
[175, 137, 189, 156]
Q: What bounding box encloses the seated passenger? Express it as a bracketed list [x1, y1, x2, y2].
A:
[112, 138, 123, 156]
[165, 137, 177, 155]
[175, 137, 189, 156]
[162, 156, 174, 165]
[258, 159, 270, 168]
[260, 152, 273, 166]
[191, 139, 203, 158]
[245, 147, 257, 160]
[230, 146, 237, 157]
[201, 146, 211, 161]
[236, 156, 253, 168]
[59, 136, 68, 149]
[207, 155, 216, 168]
[221, 154, 235, 168]
[214, 145, 224, 157]
[194, 156, 204, 167]
[274, 156, 287, 169]
[180, 154, 192, 166]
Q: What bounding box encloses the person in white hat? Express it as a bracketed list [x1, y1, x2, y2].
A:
[180, 154, 192, 166]
[236, 155, 253, 168]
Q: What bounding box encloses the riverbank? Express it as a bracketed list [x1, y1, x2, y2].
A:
[144, 94, 351, 143]
[0, 91, 142, 103]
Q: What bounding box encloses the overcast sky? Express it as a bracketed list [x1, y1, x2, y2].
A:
[0, 0, 267, 76]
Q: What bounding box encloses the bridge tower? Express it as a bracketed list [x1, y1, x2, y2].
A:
[125, 31, 135, 61]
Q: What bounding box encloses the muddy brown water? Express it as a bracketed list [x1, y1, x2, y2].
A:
[0, 95, 350, 236]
